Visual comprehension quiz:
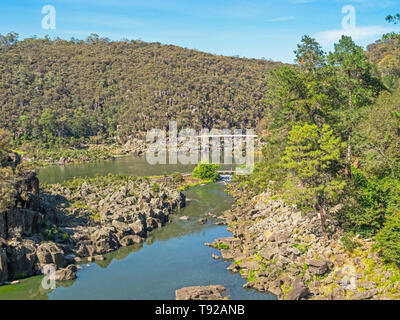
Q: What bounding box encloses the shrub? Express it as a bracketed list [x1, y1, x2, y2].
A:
[171, 172, 184, 183]
[375, 211, 400, 264]
[192, 163, 220, 182]
[151, 182, 160, 193]
[341, 231, 361, 252]
[339, 168, 400, 237]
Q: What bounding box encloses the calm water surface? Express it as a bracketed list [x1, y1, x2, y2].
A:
[0, 156, 275, 300]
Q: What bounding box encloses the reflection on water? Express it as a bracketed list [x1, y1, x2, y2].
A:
[38, 155, 243, 184]
[0, 157, 275, 300]
[0, 183, 275, 300]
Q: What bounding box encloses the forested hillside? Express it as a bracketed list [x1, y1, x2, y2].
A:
[367, 37, 400, 89]
[238, 28, 400, 265]
[0, 33, 279, 145]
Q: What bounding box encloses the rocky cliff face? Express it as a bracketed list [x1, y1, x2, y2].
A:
[0, 170, 44, 282]
[0, 170, 185, 284]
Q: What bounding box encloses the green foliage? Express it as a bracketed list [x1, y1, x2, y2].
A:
[265, 64, 336, 129]
[356, 91, 400, 178]
[213, 243, 229, 250]
[292, 243, 309, 254]
[0, 32, 278, 144]
[247, 33, 389, 241]
[341, 231, 361, 252]
[375, 211, 400, 264]
[294, 35, 326, 73]
[151, 182, 160, 193]
[171, 172, 184, 183]
[43, 224, 63, 240]
[0, 129, 16, 211]
[39, 108, 57, 138]
[340, 168, 400, 237]
[282, 123, 346, 213]
[0, 128, 12, 167]
[192, 163, 220, 182]
[386, 13, 400, 24]
[0, 167, 15, 211]
[367, 32, 400, 88]
[247, 270, 257, 282]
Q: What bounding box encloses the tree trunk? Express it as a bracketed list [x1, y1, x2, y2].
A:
[318, 200, 328, 240]
[346, 135, 352, 179]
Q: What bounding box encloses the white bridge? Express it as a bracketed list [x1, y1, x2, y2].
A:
[195, 134, 257, 138]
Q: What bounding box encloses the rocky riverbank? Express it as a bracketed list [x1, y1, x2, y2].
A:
[0, 171, 185, 284]
[210, 182, 400, 300]
[175, 285, 227, 300]
[23, 140, 146, 167]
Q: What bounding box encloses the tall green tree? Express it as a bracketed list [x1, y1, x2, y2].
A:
[294, 35, 326, 74]
[39, 108, 57, 140]
[327, 35, 384, 177]
[266, 37, 336, 131]
[356, 91, 400, 178]
[282, 123, 346, 238]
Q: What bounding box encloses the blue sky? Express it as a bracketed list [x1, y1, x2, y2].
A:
[0, 0, 399, 63]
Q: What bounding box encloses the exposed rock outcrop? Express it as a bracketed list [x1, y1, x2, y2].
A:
[175, 285, 227, 300]
[210, 182, 400, 300]
[0, 174, 186, 285]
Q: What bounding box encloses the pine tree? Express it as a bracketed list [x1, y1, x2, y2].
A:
[282, 123, 346, 238]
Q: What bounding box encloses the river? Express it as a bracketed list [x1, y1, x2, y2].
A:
[0, 156, 275, 300]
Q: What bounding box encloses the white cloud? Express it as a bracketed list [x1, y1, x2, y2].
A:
[268, 16, 295, 22]
[315, 25, 398, 45]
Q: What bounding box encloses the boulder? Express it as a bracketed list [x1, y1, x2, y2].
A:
[6, 240, 38, 279]
[221, 249, 235, 261]
[146, 217, 162, 231]
[53, 265, 77, 281]
[305, 259, 330, 275]
[14, 172, 40, 210]
[75, 243, 96, 258]
[64, 254, 77, 265]
[287, 277, 309, 300]
[240, 260, 260, 271]
[175, 285, 227, 300]
[90, 229, 119, 254]
[36, 242, 66, 268]
[198, 217, 207, 224]
[213, 237, 241, 248]
[227, 263, 240, 273]
[267, 279, 283, 297]
[119, 235, 144, 247]
[129, 219, 146, 236]
[260, 251, 274, 260]
[353, 289, 376, 300]
[112, 221, 134, 240]
[276, 232, 290, 244]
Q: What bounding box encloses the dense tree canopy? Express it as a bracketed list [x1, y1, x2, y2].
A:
[0, 32, 280, 145]
[238, 27, 399, 244]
